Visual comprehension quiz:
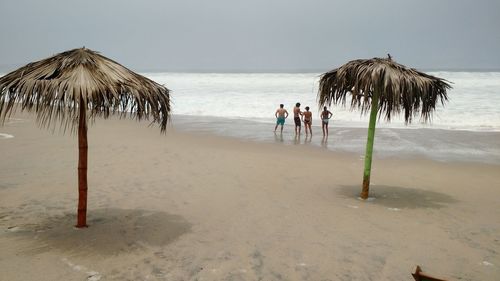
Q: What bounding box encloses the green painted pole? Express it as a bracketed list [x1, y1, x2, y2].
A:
[360, 92, 379, 199]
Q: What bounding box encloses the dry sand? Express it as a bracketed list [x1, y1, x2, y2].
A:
[0, 113, 499, 281]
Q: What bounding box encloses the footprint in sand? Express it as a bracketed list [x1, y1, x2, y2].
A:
[61, 258, 102, 280]
[0, 133, 14, 139]
[6, 226, 21, 232]
[481, 261, 494, 266]
[87, 272, 102, 281]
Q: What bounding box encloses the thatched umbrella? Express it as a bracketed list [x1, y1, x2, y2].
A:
[0, 48, 170, 227]
[318, 56, 451, 199]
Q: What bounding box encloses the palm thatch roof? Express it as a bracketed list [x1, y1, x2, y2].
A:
[0, 48, 170, 131]
[318, 57, 451, 123]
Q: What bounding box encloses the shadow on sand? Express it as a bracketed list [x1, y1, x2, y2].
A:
[338, 185, 458, 209]
[14, 208, 191, 256]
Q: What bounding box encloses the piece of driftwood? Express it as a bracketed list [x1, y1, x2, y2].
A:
[412, 265, 449, 281]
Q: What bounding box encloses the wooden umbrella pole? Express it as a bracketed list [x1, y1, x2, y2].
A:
[76, 97, 88, 228]
[361, 91, 379, 200]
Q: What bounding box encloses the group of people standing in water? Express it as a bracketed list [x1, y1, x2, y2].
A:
[274, 103, 333, 136]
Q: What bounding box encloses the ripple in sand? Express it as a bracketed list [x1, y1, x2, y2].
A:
[5, 118, 27, 125]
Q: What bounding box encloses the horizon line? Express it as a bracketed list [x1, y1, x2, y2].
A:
[1, 65, 500, 74]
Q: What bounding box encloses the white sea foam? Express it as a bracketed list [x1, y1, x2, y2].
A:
[146, 72, 500, 132]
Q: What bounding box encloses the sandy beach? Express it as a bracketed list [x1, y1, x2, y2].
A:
[1, 112, 499, 281]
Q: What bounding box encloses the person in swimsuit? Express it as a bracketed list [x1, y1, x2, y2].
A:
[293, 102, 302, 135]
[320, 106, 333, 137]
[301, 106, 312, 135]
[274, 104, 289, 133]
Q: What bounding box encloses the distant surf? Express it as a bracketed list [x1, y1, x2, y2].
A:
[145, 71, 500, 132]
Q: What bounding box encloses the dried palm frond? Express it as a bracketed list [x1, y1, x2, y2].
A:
[318, 57, 451, 123]
[0, 48, 170, 132]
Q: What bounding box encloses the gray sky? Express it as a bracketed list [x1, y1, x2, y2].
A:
[1, 0, 499, 72]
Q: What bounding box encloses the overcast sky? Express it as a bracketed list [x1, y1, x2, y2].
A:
[1, 0, 499, 72]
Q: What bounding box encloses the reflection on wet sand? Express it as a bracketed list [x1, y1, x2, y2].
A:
[321, 136, 329, 149]
[274, 132, 284, 143]
[304, 135, 312, 144]
[293, 134, 301, 145]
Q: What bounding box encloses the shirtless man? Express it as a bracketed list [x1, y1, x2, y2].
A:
[301, 106, 313, 135]
[320, 106, 333, 136]
[274, 104, 289, 133]
[293, 102, 302, 135]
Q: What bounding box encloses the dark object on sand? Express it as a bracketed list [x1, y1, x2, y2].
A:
[318, 56, 451, 199]
[0, 48, 170, 228]
[412, 265, 448, 281]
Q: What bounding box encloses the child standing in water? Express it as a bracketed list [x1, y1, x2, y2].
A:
[302, 106, 313, 135]
[321, 106, 333, 137]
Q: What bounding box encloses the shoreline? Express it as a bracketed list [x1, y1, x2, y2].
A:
[170, 114, 500, 165]
[2, 112, 500, 165]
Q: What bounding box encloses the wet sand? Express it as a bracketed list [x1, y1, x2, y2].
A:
[171, 114, 500, 165]
[0, 113, 499, 280]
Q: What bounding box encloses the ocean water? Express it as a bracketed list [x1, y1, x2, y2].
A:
[147, 72, 500, 132]
[145, 72, 500, 164]
[1, 71, 499, 163]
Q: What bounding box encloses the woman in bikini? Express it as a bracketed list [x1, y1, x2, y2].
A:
[302, 106, 313, 135]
